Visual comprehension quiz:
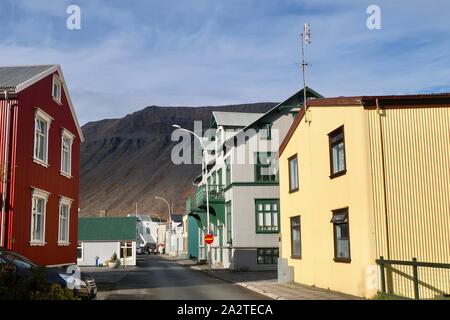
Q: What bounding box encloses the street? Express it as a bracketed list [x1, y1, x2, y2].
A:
[85, 255, 269, 300]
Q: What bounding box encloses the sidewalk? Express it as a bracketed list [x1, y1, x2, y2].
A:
[164, 256, 361, 300]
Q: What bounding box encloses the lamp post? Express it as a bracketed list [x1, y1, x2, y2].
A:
[155, 196, 172, 255]
[173, 124, 212, 270]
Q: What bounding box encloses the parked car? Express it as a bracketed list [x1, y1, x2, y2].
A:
[0, 248, 97, 299]
[142, 243, 157, 255]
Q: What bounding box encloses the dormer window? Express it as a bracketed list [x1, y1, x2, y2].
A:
[52, 75, 62, 104]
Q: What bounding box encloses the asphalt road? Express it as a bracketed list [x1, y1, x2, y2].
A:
[91, 255, 268, 300]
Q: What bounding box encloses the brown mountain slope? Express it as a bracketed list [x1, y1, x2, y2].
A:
[80, 103, 277, 218]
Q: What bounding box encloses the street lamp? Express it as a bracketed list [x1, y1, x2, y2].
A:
[172, 124, 212, 270]
[155, 196, 172, 255]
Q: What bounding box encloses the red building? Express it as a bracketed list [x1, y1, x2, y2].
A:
[0, 65, 84, 266]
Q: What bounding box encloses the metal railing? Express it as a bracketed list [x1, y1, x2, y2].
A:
[376, 256, 450, 299]
[195, 184, 225, 204]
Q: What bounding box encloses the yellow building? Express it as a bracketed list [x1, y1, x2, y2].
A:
[278, 94, 450, 299]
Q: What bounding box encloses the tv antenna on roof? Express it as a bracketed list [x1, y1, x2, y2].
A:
[301, 23, 311, 119]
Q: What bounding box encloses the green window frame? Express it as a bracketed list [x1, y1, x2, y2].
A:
[255, 199, 280, 233]
[254, 152, 278, 182]
[257, 248, 279, 264]
[212, 171, 217, 186]
[259, 123, 272, 140]
[225, 158, 231, 187]
[217, 168, 223, 191]
[226, 201, 232, 244]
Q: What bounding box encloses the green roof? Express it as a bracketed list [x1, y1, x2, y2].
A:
[78, 217, 136, 241]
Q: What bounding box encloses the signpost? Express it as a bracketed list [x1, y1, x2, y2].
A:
[204, 234, 214, 245]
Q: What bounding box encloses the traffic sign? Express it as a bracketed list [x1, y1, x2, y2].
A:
[204, 234, 214, 244]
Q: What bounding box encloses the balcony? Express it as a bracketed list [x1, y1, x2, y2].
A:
[186, 184, 226, 228]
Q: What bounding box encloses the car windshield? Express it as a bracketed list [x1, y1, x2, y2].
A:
[0, 250, 39, 269]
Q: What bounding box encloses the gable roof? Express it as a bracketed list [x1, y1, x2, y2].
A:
[0, 64, 84, 142]
[225, 87, 323, 147]
[211, 111, 264, 128]
[278, 93, 450, 156]
[78, 217, 136, 241]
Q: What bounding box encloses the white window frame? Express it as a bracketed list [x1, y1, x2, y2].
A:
[52, 75, 63, 105]
[60, 129, 75, 178]
[33, 109, 52, 167]
[58, 196, 72, 246]
[30, 188, 50, 246]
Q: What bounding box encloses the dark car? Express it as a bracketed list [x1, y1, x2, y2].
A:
[0, 248, 97, 299]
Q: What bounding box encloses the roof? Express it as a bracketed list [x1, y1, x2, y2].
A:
[211, 111, 264, 128]
[78, 217, 136, 241]
[225, 87, 323, 147]
[0, 65, 55, 90]
[0, 64, 84, 142]
[279, 93, 450, 156]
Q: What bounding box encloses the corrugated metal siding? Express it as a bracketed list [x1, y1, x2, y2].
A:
[368, 106, 450, 298]
[0, 72, 81, 266]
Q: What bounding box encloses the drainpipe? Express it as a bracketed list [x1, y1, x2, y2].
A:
[1, 91, 11, 248]
[376, 98, 391, 260]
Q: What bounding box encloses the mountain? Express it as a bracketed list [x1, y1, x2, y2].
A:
[79, 103, 277, 219]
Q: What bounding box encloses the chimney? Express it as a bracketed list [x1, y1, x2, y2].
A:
[99, 210, 107, 218]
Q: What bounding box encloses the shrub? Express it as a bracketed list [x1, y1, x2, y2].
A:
[0, 264, 79, 300]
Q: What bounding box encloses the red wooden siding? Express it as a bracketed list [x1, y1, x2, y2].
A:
[1, 72, 80, 266]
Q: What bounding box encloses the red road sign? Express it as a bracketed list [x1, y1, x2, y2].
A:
[204, 234, 214, 244]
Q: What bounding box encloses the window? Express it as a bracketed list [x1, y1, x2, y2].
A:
[30, 189, 49, 245]
[61, 129, 74, 177]
[329, 126, 346, 178]
[217, 169, 223, 190]
[52, 75, 62, 104]
[259, 123, 272, 140]
[331, 208, 351, 263]
[77, 242, 83, 259]
[33, 109, 52, 166]
[225, 158, 231, 186]
[146, 227, 151, 235]
[290, 216, 301, 259]
[226, 202, 232, 244]
[58, 197, 72, 245]
[120, 241, 133, 258]
[257, 248, 279, 264]
[255, 153, 278, 182]
[255, 199, 279, 233]
[288, 154, 299, 192]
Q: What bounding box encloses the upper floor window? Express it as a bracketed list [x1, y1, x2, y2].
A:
[255, 199, 279, 233]
[328, 126, 346, 178]
[52, 75, 62, 104]
[61, 129, 75, 177]
[288, 154, 299, 192]
[255, 152, 278, 182]
[34, 109, 52, 166]
[225, 157, 231, 187]
[259, 123, 272, 140]
[30, 188, 50, 245]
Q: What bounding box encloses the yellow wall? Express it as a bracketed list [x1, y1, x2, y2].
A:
[279, 105, 378, 298]
[367, 107, 450, 299]
[280, 104, 450, 299]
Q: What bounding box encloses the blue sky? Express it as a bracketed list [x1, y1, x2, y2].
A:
[0, 0, 449, 124]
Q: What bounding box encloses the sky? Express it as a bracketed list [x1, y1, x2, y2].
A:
[0, 0, 449, 125]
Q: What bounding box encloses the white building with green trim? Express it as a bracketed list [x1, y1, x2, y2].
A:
[185, 88, 323, 271]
